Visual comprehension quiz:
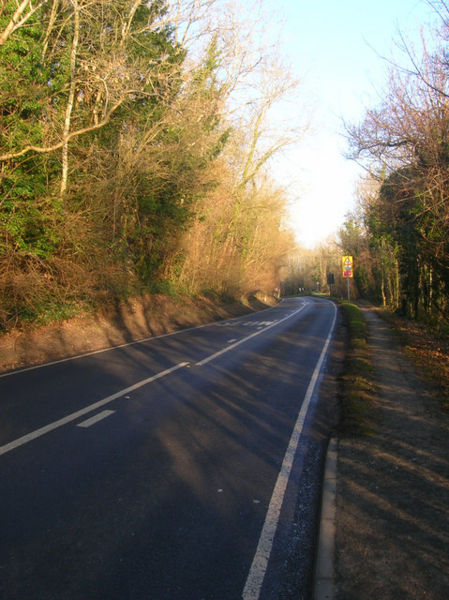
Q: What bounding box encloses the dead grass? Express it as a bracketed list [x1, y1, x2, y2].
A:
[335, 306, 449, 600]
[376, 309, 449, 410]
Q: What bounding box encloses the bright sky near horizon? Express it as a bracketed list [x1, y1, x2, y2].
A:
[273, 0, 438, 248]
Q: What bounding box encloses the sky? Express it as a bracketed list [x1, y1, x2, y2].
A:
[271, 0, 439, 247]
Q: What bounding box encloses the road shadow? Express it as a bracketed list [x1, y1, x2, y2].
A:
[0, 298, 337, 600]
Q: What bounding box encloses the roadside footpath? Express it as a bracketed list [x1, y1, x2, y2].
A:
[318, 304, 449, 599]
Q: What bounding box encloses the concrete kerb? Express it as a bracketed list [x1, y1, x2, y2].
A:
[313, 437, 337, 600]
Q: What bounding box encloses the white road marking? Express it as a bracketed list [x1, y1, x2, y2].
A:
[242, 301, 337, 600]
[0, 321, 212, 379]
[196, 304, 307, 367]
[0, 304, 295, 378]
[227, 339, 238, 344]
[0, 362, 188, 457]
[76, 410, 115, 428]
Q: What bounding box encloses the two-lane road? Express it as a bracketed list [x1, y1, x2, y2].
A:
[0, 296, 337, 600]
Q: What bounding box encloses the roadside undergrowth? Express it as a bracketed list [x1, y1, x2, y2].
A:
[338, 302, 377, 436]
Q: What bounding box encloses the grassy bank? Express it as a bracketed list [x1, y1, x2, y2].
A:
[0, 293, 275, 374]
[338, 302, 377, 436]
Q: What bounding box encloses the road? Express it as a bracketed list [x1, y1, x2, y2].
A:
[0, 296, 337, 600]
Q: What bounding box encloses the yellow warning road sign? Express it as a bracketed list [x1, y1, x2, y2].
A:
[342, 256, 353, 278]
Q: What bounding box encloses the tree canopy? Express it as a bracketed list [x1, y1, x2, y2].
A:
[344, 0, 449, 324]
[0, 0, 303, 330]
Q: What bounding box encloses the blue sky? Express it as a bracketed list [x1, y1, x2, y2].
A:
[271, 0, 439, 247]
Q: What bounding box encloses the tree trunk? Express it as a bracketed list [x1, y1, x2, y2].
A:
[60, 0, 80, 200]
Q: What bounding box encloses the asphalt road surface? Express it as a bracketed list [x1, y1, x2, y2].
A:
[0, 296, 337, 600]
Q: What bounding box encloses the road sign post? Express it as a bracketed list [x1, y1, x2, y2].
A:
[342, 256, 353, 301]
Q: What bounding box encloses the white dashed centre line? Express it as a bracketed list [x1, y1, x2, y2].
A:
[0, 362, 188, 457]
[77, 410, 115, 428]
[196, 304, 307, 367]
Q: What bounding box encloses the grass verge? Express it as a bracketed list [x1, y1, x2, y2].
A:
[338, 302, 377, 436]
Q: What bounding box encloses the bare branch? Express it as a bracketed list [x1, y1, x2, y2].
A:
[0, 93, 135, 162]
[0, 0, 49, 47]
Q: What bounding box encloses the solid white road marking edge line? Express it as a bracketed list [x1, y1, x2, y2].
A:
[0, 322, 208, 379]
[0, 362, 188, 457]
[242, 301, 337, 600]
